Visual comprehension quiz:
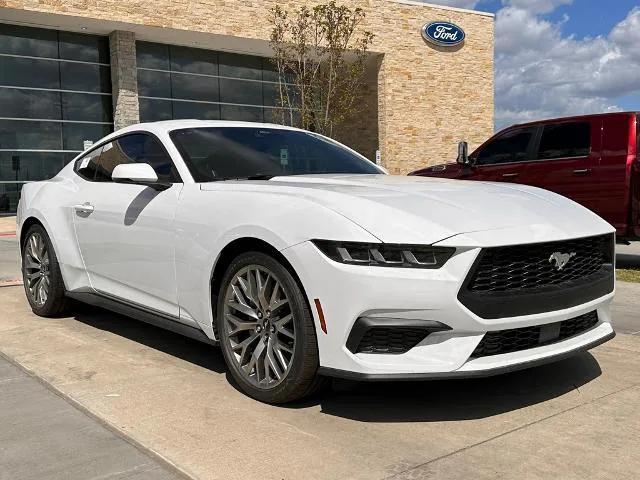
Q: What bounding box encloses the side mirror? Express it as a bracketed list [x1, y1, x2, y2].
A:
[456, 141, 470, 166]
[112, 163, 170, 190]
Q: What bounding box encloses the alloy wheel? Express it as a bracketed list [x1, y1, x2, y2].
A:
[24, 232, 50, 307]
[223, 265, 296, 388]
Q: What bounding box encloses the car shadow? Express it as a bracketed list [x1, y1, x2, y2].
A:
[308, 353, 602, 422]
[71, 302, 226, 374]
[70, 302, 603, 422]
[617, 253, 640, 269]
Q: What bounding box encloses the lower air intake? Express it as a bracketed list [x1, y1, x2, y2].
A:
[356, 327, 429, 354]
[471, 311, 599, 358]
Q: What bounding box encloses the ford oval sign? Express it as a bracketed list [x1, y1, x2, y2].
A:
[422, 21, 465, 47]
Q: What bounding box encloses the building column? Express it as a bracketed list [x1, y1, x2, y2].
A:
[109, 30, 139, 129]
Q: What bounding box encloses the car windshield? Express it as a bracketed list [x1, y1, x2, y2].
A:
[169, 127, 382, 182]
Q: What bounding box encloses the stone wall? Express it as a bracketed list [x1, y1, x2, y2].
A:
[109, 30, 139, 130]
[3, 0, 494, 173]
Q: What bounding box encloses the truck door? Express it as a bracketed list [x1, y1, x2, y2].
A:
[524, 120, 603, 222]
[469, 126, 536, 182]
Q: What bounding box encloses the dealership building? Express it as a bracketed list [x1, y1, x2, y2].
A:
[0, 0, 494, 214]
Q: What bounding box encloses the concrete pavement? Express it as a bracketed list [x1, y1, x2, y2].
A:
[0, 354, 186, 480]
[0, 285, 639, 480]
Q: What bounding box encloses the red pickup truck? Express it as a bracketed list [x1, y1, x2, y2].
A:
[410, 112, 640, 242]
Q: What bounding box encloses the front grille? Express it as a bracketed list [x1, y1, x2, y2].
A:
[467, 234, 613, 293]
[471, 311, 599, 358]
[356, 327, 429, 354]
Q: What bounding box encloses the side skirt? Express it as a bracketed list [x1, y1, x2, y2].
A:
[66, 289, 218, 346]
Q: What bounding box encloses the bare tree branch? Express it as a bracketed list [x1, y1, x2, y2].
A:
[269, 1, 374, 136]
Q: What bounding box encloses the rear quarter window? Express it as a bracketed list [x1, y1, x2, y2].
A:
[537, 122, 590, 160]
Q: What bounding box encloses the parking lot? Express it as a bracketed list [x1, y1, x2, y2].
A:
[1, 217, 639, 479]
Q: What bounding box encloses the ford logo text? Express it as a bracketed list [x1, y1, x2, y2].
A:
[421, 21, 465, 47]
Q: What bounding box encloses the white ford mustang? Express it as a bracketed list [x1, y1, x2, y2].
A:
[17, 120, 616, 403]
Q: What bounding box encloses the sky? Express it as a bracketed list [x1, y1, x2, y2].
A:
[422, 0, 640, 129]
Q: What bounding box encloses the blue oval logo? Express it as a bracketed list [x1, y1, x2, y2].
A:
[422, 21, 465, 47]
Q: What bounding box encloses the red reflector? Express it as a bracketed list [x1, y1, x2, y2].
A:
[314, 299, 327, 334]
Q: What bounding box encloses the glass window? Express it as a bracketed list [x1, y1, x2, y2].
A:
[95, 134, 179, 183]
[60, 62, 111, 93]
[0, 88, 61, 119]
[136, 41, 170, 70]
[62, 123, 112, 151]
[537, 122, 590, 160]
[172, 73, 219, 102]
[0, 120, 62, 150]
[61, 92, 112, 122]
[0, 151, 70, 182]
[0, 56, 60, 89]
[137, 69, 171, 98]
[172, 101, 220, 120]
[263, 108, 301, 126]
[139, 98, 172, 122]
[170, 127, 381, 182]
[220, 105, 263, 122]
[219, 77, 261, 105]
[474, 128, 535, 166]
[261, 60, 279, 83]
[170, 45, 217, 75]
[0, 182, 24, 214]
[58, 31, 110, 63]
[219, 53, 262, 80]
[74, 146, 103, 181]
[0, 24, 112, 215]
[0, 24, 58, 58]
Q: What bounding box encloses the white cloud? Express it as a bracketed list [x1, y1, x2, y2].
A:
[494, 6, 640, 128]
[419, 0, 481, 10]
[423, 1, 640, 130]
[502, 0, 572, 15]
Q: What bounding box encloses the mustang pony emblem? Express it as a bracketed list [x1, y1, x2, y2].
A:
[549, 252, 576, 271]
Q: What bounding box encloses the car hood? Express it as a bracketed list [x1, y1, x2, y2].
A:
[200, 174, 613, 245]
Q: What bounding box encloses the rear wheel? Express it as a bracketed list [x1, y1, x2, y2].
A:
[217, 252, 322, 403]
[21, 224, 69, 317]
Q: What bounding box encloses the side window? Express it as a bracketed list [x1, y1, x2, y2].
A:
[94, 133, 180, 183]
[74, 146, 103, 181]
[474, 128, 535, 166]
[537, 122, 590, 160]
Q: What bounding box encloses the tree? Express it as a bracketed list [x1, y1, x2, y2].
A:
[269, 1, 374, 137]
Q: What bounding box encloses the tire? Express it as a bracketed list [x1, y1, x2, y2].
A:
[216, 251, 323, 404]
[21, 224, 69, 317]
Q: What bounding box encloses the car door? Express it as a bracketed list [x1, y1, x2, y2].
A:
[72, 132, 183, 317]
[523, 120, 602, 216]
[469, 127, 537, 182]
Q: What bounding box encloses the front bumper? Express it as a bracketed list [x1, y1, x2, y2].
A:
[282, 241, 615, 378]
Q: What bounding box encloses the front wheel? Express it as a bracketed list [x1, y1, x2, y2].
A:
[216, 252, 322, 403]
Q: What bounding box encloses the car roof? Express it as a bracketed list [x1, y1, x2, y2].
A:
[505, 111, 639, 131]
[115, 119, 307, 137]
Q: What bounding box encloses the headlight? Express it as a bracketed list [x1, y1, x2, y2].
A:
[312, 240, 455, 269]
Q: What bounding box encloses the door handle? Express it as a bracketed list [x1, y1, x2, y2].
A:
[573, 169, 591, 175]
[502, 173, 519, 178]
[73, 202, 94, 214]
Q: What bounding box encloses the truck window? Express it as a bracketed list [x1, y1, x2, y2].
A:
[474, 128, 534, 166]
[537, 122, 590, 160]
